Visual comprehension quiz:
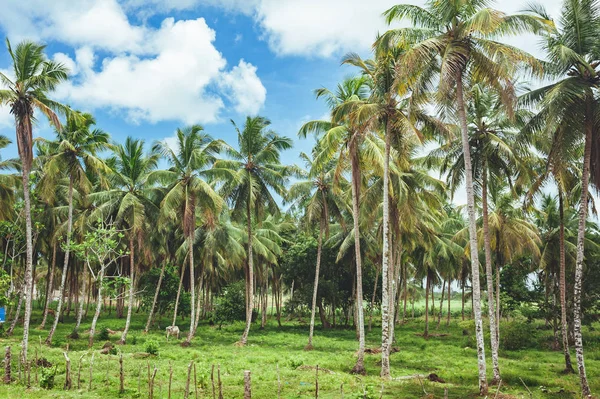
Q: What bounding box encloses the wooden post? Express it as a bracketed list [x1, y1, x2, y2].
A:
[218, 364, 223, 399]
[147, 361, 151, 395]
[193, 363, 198, 399]
[277, 363, 281, 399]
[244, 370, 251, 399]
[315, 365, 319, 399]
[119, 353, 124, 394]
[168, 362, 173, 399]
[184, 361, 193, 399]
[88, 353, 95, 390]
[63, 352, 72, 390]
[26, 360, 30, 388]
[149, 365, 158, 399]
[211, 364, 216, 399]
[340, 383, 344, 399]
[3, 347, 10, 384]
[77, 354, 85, 389]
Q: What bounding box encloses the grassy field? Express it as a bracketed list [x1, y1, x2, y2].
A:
[0, 304, 598, 398]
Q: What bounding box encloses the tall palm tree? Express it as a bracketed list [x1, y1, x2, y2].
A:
[0, 39, 69, 361]
[381, 2, 548, 391]
[0, 135, 19, 220]
[288, 151, 344, 350]
[215, 116, 293, 345]
[299, 77, 371, 374]
[41, 111, 109, 344]
[153, 126, 223, 345]
[523, 2, 600, 393]
[92, 137, 159, 344]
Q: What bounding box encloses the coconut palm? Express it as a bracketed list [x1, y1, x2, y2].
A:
[287, 151, 345, 350]
[92, 137, 160, 344]
[215, 116, 293, 345]
[40, 111, 109, 344]
[0, 39, 69, 361]
[0, 135, 19, 220]
[153, 126, 224, 345]
[522, 1, 600, 393]
[381, 2, 549, 390]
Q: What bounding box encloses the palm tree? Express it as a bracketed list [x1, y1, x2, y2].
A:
[522, 2, 600, 393]
[41, 111, 109, 344]
[299, 77, 371, 374]
[288, 151, 344, 350]
[153, 126, 223, 345]
[0, 135, 19, 220]
[0, 39, 69, 361]
[215, 116, 293, 345]
[381, 2, 548, 391]
[92, 137, 159, 344]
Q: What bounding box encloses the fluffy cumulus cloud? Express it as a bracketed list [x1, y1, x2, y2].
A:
[0, 0, 266, 125]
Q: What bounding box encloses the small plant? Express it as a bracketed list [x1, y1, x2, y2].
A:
[40, 366, 57, 389]
[131, 335, 138, 345]
[288, 357, 303, 369]
[145, 339, 159, 355]
[501, 321, 536, 350]
[98, 326, 110, 341]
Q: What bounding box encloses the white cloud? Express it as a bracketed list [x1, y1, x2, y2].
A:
[219, 60, 266, 115]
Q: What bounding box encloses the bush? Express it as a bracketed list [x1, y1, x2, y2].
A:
[98, 326, 110, 341]
[40, 367, 56, 389]
[145, 339, 159, 355]
[212, 282, 247, 326]
[500, 321, 536, 350]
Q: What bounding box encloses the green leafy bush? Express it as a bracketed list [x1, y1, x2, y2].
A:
[212, 282, 248, 326]
[145, 339, 159, 355]
[40, 367, 56, 389]
[98, 326, 110, 341]
[500, 321, 536, 350]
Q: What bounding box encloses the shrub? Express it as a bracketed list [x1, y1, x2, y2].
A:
[212, 282, 247, 326]
[145, 339, 159, 355]
[40, 367, 56, 389]
[98, 326, 110, 341]
[500, 321, 536, 350]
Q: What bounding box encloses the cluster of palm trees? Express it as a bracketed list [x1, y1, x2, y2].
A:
[0, 0, 599, 397]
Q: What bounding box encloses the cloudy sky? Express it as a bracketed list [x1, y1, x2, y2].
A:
[0, 0, 564, 180]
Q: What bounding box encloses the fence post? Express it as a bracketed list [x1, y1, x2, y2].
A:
[244, 370, 251, 399]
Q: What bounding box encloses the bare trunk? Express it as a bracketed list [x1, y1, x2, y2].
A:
[380, 122, 392, 378]
[307, 217, 324, 349]
[7, 290, 23, 336]
[75, 266, 88, 331]
[424, 273, 430, 338]
[39, 243, 57, 329]
[573, 98, 593, 397]
[46, 174, 74, 345]
[172, 256, 187, 327]
[119, 237, 135, 344]
[185, 234, 196, 344]
[447, 278, 451, 326]
[437, 280, 445, 327]
[145, 261, 167, 333]
[456, 73, 488, 394]
[482, 160, 501, 383]
[368, 266, 379, 332]
[558, 191, 574, 373]
[350, 146, 366, 375]
[20, 165, 34, 363]
[240, 193, 254, 345]
[88, 268, 105, 348]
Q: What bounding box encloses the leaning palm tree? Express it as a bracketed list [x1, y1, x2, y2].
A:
[0, 39, 69, 361]
[92, 137, 160, 344]
[287, 151, 345, 350]
[380, 2, 549, 391]
[215, 116, 293, 346]
[299, 76, 371, 374]
[153, 126, 223, 345]
[522, 2, 600, 394]
[41, 111, 110, 344]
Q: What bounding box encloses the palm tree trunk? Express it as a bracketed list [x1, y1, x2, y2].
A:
[558, 190, 574, 373]
[20, 164, 34, 363]
[119, 237, 135, 344]
[461, 279, 465, 321]
[240, 195, 254, 345]
[185, 234, 196, 344]
[424, 272, 430, 338]
[437, 280, 446, 328]
[456, 72, 488, 395]
[380, 123, 392, 378]
[39, 243, 57, 329]
[307, 217, 325, 349]
[573, 99, 593, 397]
[482, 159, 501, 383]
[350, 146, 366, 375]
[193, 274, 203, 336]
[88, 268, 105, 348]
[46, 174, 74, 345]
[145, 260, 167, 333]
[172, 258, 186, 327]
[75, 266, 88, 331]
[403, 263, 408, 323]
[447, 278, 451, 326]
[368, 265, 380, 332]
[7, 289, 23, 336]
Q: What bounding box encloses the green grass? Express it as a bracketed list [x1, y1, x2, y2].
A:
[0, 305, 598, 398]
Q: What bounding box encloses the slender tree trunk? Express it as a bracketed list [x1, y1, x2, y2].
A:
[39, 243, 57, 329]
[461, 279, 465, 321]
[20, 164, 34, 363]
[402, 263, 408, 323]
[88, 269, 104, 348]
[437, 280, 446, 328]
[7, 289, 23, 336]
[573, 98, 593, 397]
[145, 261, 167, 333]
[172, 256, 187, 327]
[380, 121, 392, 378]
[46, 175, 74, 345]
[424, 272, 430, 338]
[482, 160, 501, 383]
[456, 73, 488, 394]
[307, 217, 325, 349]
[193, 274, 203, 336]
[369, 265, 379, 332]
[75, 266, 88, 331]
[185, 234, 196, 344]
[350, 146, 366, 375]
[558, 191, 575, 373]
[119, 237, 135, 344]
[447, 278, 451, 326]
[240, 195, 254, 345]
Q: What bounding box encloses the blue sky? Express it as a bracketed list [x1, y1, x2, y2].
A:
[0, 0, 563, 173]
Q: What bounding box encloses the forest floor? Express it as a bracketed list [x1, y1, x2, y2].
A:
[0, 306, 598, 398]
